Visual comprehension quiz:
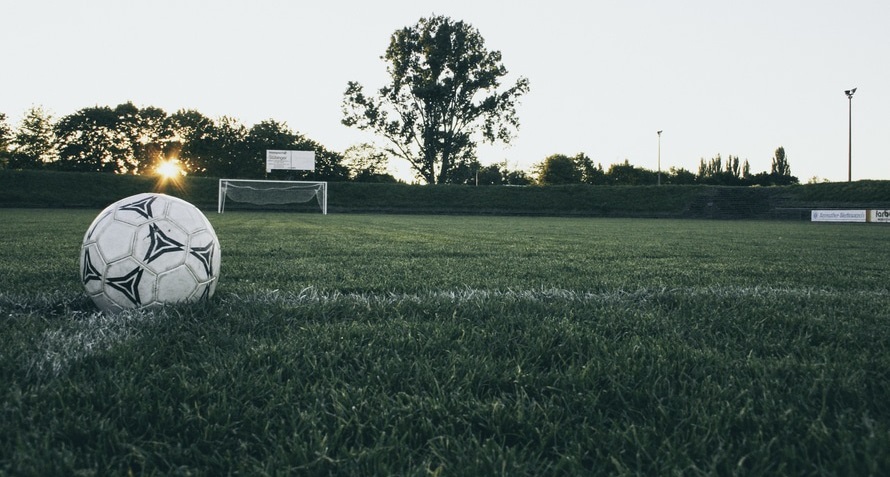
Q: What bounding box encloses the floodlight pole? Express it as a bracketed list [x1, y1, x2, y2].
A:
[845, 88, 856, 182]
[657, 130, 663, 186]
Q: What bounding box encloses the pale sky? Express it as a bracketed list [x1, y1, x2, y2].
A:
[3, 0, 888, 182]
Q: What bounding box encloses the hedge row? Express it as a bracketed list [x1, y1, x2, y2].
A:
[2, 169, 889, 219]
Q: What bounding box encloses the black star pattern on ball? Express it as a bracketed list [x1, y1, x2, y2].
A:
[189, 242, 216, 276]
[106, 266, 144, 306]
[144, 223, 185, 263]
[81, 249, 102, 284]
[119, 196, 157, 220]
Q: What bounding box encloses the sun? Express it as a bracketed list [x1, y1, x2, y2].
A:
[156, 159, 185, 180]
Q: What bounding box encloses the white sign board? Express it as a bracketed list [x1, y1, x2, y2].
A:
[869, 209, 890, 223]
[811, 210, 866, 223]
[266, 150, 315, 172]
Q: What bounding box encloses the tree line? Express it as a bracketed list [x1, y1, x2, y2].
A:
[0, 105, 362, 181]
[534, 149, 798, 186]
[0, 106, 797, 186]
[0, 104, 533, 184]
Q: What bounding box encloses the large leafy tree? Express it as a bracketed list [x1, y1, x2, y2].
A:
[9, 106, 56, 169]
[55, 102, 177, 174]
[128, 105, 177, 174]
[342, 15, 529, 184]
[201, 116, 250, 178]
[535, 153, 605, 185]
[342, 143, 397, 182]
[169, 109, 216, 175]
[55, 105, 131, 172]
[535, 154, 582, 185]
[606, 160, 658, 185]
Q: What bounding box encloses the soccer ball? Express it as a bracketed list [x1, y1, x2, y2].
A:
[80, 193, 221, 313]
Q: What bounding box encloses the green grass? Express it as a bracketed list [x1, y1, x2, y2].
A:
[2, 210, 890, 475]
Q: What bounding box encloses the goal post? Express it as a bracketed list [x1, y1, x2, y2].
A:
[218, 179, 328, 214]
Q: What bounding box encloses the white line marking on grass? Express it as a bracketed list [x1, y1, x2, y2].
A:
[16, 285, 884, 379]
[224, 285, 887, 307]
[27, 310, 156, 378]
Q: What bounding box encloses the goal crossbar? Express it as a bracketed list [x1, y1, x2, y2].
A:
[218, 179, 328, 214]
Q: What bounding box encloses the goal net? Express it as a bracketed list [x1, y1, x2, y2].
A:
[218, 179, 327, 214]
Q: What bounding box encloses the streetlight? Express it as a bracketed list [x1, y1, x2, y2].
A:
[657, 130, 663, 186]
[845, 87, 856, 182]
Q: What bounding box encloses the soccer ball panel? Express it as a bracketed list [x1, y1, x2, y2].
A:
[83, 210, 114, 244]
[157, 267, 200, 304]
[166, 198, 212, 234]
[94, 221, 138, 263]
[185, 231, 220, 279]
[132, 220, 190, 273]
[103, 258, 157, 308]
[113, 194, 163, 225]
[80, 245, 106, 295]
[80, 193, 221, 313]
[200, 280, 218, 300]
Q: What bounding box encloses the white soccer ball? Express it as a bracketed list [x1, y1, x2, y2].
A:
[80, 193, 221, 313]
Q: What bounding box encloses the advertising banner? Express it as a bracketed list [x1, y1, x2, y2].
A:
[869, 210, 890, 223]
[811, 210, 866, 223]
[266, 150, 315, 172]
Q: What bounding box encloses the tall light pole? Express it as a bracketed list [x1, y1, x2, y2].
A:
[657, 130, 663, 186]
[845, 88, 856, 182]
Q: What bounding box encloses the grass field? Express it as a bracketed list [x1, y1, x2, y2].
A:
[1, 209, 889, 475]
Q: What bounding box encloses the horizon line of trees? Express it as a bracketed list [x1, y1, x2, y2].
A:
[533, 148, 798, 187]
[1, 104, 797, 186]
[0, 104, 361, 182]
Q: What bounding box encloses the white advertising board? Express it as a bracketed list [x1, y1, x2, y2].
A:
[266, 150, 315, 172]
[869, 209, 890, 223]
[811, 210, 866, 223]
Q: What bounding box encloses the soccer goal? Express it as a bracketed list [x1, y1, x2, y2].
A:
[218, 179, 328, 214]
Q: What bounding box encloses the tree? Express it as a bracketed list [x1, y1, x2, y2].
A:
[128, 105, 177, 174]
[0, 113, 12, 168]
[698, 155, 722, 182]
[534, 153, 605, 185]
[201, 116, 250, 178]
[697, 154, 749, 185]
[443, 158, 483, 185]
[55, 105, 129, 172]
[667, 167, 696, 184]
[9, 106, 56, 169]
[771, 146, 790, 177]
[54, 102, 177, 174]
[536, 154, 582, 184]
[756, 146, 798, 185]
[504, 169, 532, 185]
[606, 160, 657, 185]
[342, 15, 530, 184]
[574, 153, 607, 185]
[169, 109, 216, 175]
[343, 143, 398, 182]
[476, 164, 504, 185]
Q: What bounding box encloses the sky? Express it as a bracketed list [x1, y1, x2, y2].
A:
[3, 0, 888, 182]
